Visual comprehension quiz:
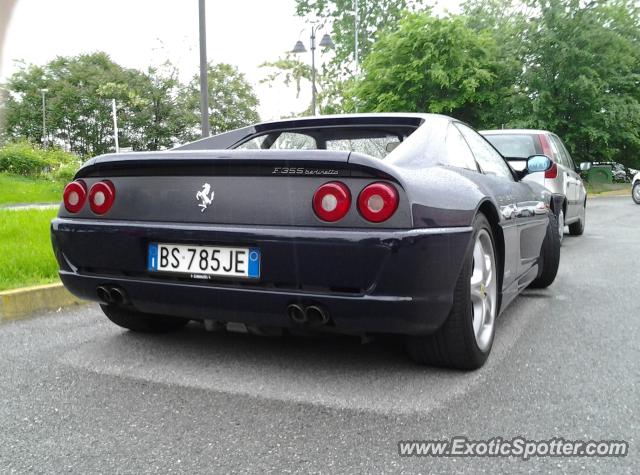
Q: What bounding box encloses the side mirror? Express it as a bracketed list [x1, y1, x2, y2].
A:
[579, 162, 592, 172]
[526, 154, 553, 174]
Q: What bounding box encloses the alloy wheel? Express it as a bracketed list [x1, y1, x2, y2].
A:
[470, 229, 497, 352]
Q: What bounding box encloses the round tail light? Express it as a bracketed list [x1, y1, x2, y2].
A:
[63, 180, 87, 213]
[88, 180, 116, 215]
[312, 182, 351, 222]
[357, 182, 399, 223]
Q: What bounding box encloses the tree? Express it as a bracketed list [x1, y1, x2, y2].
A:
[513, 0, 640, 167]
[123, 63, 184, 151]
[349, 12, 506, 124]
[260, 0, 426, 115]
[177, 63, 260, 143]
[260, 54, 339, 115]
[3, 52, 154, 156]
[295, 0, 426, 73]
[2, 55, 262, 155]
[2, 62, 48, 144]
[461, 0, 532, 127]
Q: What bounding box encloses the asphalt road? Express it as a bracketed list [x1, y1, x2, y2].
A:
[0, 196, 638, 473]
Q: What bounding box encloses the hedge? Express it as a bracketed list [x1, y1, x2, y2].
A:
[0, 142, 80, 178]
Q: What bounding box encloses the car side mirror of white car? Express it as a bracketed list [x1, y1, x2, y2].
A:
[526, 155, 553, 174]
[579, 161, 592, 172]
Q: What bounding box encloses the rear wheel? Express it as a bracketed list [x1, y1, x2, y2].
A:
[568, 200, 586, 235]
[529, 213, 561, 288]
[632, 182, 640, 204]
[405, 213, 498, 370]
[101, 305, 189, 333]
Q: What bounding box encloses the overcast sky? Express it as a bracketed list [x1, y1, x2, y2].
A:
[2, 0, 458, 120]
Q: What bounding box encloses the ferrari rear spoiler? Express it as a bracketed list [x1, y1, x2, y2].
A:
[74, 150, 403, 183]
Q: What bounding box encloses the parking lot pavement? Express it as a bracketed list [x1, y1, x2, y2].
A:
[0, 196, 637, 473]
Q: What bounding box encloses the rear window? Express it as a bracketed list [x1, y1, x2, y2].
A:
[483, 134, 541, 159]
[234, 126, 415, 159]
[325, 136, 400, 159]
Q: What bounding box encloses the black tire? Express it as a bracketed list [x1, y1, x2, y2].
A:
[101, 305, 189, 333]
[632, 182, 640, 205]
[568, 201, 586, 236]
[405, 213, 497, 370]
[529, 213, 561, 289]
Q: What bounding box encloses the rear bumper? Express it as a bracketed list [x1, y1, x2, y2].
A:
[51, 219, 473, 335]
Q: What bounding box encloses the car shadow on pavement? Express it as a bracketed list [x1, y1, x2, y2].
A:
[58, 300, 539, 414]
[117, 322, 415, 372]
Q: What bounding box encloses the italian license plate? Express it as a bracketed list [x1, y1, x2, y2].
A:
[148, 243, 260, 279]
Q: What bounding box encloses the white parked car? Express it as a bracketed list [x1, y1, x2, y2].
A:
[481, 129, 587, 241]
[633, 172, 640, 204]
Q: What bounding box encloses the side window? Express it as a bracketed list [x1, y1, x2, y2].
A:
[445, 123, 478, 171]
[456, 123, 514, 181]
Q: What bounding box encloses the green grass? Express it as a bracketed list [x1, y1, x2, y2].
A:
[0, 208, 59, 291]
[0, 173, 64, 206]
[586, 182, 629, 195]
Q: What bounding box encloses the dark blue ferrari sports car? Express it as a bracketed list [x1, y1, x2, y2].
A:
[51, 113, 561, 369]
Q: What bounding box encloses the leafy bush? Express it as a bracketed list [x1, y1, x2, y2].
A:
[0, 141, 80, 178]
[54, 162, 80, 182]
[0, 142, 50, 176]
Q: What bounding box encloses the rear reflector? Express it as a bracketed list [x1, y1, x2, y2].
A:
[63, 180, 87, 213]
[357, 182, 399, 223]
[313, 182, 351, 222]
[88, 180, 116, 215]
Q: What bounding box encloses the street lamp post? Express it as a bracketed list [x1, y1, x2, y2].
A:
[198, 0, 210, 138]
[40, 88, 48, 146]
[112, 99, 120, 153]
[292, 27, 334, 115]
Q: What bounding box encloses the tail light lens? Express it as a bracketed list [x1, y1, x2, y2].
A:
[539, 133, 553, 158]
[63, 180, 87, 213]
[538, 134, 558, 178]
[545, 162, 558, 179]
[357, 182, 399, 223]
[88, 180, 116, 215]
[312, 181, 351, 222]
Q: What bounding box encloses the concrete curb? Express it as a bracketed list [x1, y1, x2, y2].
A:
[0, 283, 87, 323]
[0, 202, 58, 210]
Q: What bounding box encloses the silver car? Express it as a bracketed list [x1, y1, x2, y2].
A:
[633, 172, 640, 204]
[481, 129, 587, 240]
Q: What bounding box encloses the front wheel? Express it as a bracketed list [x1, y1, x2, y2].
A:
[633, 182, 640, 204]
[101, 305, 189, 333]
[405, 213, 498, 370]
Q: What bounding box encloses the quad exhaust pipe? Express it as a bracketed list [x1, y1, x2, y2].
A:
[97, 285, 129, 306]
[287, 304, 330, 325]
